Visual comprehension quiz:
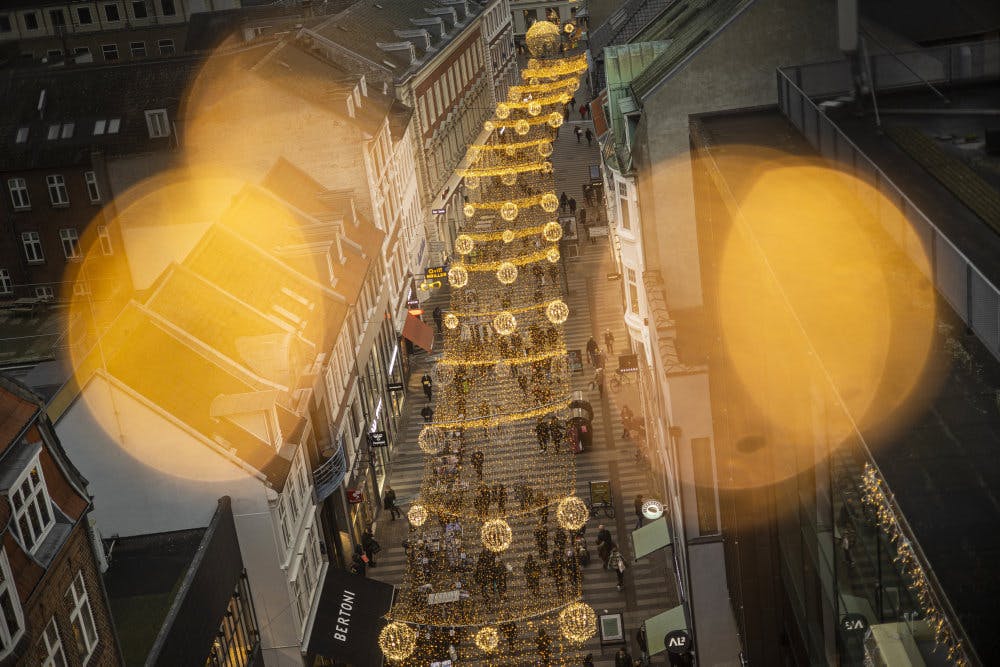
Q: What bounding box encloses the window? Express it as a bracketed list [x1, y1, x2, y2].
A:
[0, 15, 11, 33]
[0, 270, 11, 296]
[626, 268, 639, 315]
[129, 41, 145, 57]
[66, 572, 98, 663]
[48, 9, 65, 27]
[60, 123, 74, 139]
[47, 49, 63, 60]
[24, 12, 38, 30]
[131, 1, 148, 19]
[104, 4, 120, 22]
[97, 226, 113, 255]
[41, 617, 67, 667]
[35, 286, 54, 300]
[618, 181, 631, 231]
[60, 229, 81, 260]
[47, 175, 69, 206]
[8, 179, 29, 210]
[77, 7, 93, 24]
[85, 172, 101, 202]
[107, 118, 120, 134]
[157, 38, 174, 55]
[93, 120, 106, 135]
[101, 44, 118, 62]
[160, 0, 176, 16]
[74, 47, 91, 60]
[22, 232, 43, 263]
[0, 550, 25, 659]
[15, 127, 28, 144]
[9, 454, 54, 552]
[145, 109, 169, 138]
[47, 124, 60, 140]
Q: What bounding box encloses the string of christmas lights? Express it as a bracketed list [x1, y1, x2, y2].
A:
[380, 19, 597, 666]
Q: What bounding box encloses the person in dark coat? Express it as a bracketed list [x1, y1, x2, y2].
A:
[586, 336, 600, 366]
[579, 103, 589, 119]
[574, 126, 583, 143]
[596, 525, 613, 569]
[421, 373, 433, 400]
[421, 405, 434, 423]
[582, 654, 595, 667]
[384, 486, 401, 520]
[560, 191, 569, 213]
[351, 545, 367, 576]
[524, 553, 541, 594]
[635, 494, 645, 529]
[604, 328, 615, 354]
[432, 305, 443, 332]
[637, 624, 650, 664]
[569, 197, 577, 214]
[362, 529, 380, 567]
[585, 127, 594, 146]
[614, 647, 633, 667]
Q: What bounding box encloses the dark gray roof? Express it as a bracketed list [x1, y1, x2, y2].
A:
[859, 0, 1000, 44]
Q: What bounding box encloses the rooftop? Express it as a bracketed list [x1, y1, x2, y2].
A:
[696, 107, 1000, 660]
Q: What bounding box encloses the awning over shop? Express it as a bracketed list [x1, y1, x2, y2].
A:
[645, 605, 687, 655]
[306, 567, 395, 667]
[632, 515, 671, 560]
[401, 314, 435, 352]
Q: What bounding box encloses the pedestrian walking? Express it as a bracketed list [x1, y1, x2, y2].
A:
[560, 191, 569, 213]
[570, 96, 577, 108]
[574, 126, 582, 143]
[362, 529, 380, 567]
[636, 625, 650, 665]
[586, 336, 599, 367]
[583, 654, 595, 667]
[614, 647, 633, 667]
[421, 405, 434, 423]
[596, 525, 613, 568]
[432, 305, 443, 332]
[524, 553, 541, 594]
[585, 127, 594, 146]
[635, 494, 645, 529]
[579, 103, 588, 119]
[610, 546, 627, 590]
[471, 450, 484, 480]
[591, 368, 605, 397]
[578, 206, 587, 227]
[350, 545, 367, 576]
[564, 104, 570, 121]
[621, 404, 634, 438]
[569, 197, 577, 214]
[841, 528, 855, 566]
[604, 328, 615, 354]
[384, 486, 401, 520]
[421, 373, 432, 401]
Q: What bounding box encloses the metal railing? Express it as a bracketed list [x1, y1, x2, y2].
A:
[313, 444, 348, 504]
[776, 43, 1000, 365]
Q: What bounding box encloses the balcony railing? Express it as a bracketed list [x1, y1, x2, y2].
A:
[313, 445, 347, 504]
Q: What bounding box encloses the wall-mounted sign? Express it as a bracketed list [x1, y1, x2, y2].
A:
[664, 630, 692, 655]
[425, 266, 447, 281]
[567, 350, 583, 373]
[618, 353, 639, 373]
[607, 272, 622, 281]
[346, 488, 364, 504]
[432, 208, 446, 215]
[840, 613, 869, 635]
[387, 382, 405, 392]
[641, 499, 665, 520]
[367, 431, 388, 448]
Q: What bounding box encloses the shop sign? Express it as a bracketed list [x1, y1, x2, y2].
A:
[387, 382, 405, 392]
[367, 431, 388, 448]
[618, 353, 639, 373]
[432, 208, 446, 215]
[840, 613, 869, 635]
[425, 266, 447, 281]
[346, 488, 364, 504]
[664, 630, 692, 654]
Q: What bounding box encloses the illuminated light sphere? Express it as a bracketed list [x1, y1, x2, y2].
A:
[408, 504, 429, 526]
[538, 142, 553, 158]
[484, 120, 496, 133]
[546, 299, 570, 324]
[542, 221, 564, 242]
[492, 311, 517, 336]
[564, 22, 576, 33]
[541, 161, 553, 174]
[501, 229, 515, 244]
[559, 602, 597, 643]
[528, 101, 543, 116]
[546, 246, 561, 263]
[557, 496, 589, 531]
[463, 203, 475, 218]
[380, 622, 418, 661]
[494, 360, 511, 379]
[500, 201, 519, 221]
[466, 175, 480, 190]
[455, 234, 475, 255]
[496, 262, 519, 285]
[475, 627, 500, 653]
[514, 119, 530, 135]
[525, 19, 561, 57]
[418, 427, 445, 454]
[541, 193, 560, 213]
[448, 265, 469, 288]
[495, 103, 511, 119]
[504, 145, 517, 157]
[501, 170, 517, 186]
[642, 499, 665, 520]
[444, 313, 459, 330]
[435, 364, 454, 387]
[481, 518, 513, 552]
[547, 112, 564, 129]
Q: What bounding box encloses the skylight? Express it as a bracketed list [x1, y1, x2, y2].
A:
[107, 118, 121, 134]
[15, 127, 28, 143]
[93, 119, 106, 135]
[47, 124, 59, 140]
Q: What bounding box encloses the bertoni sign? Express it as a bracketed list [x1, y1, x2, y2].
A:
[307, 567, 395, 666]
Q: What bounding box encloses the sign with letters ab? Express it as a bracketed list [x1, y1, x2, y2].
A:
[367, 431, 388, 448]
[665, 629, 692, 655]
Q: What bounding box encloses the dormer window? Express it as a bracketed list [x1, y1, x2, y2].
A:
[15, 127, 27, 143]
[144, 109, 169, 138]
[8, 452, 54, 554]
[346, 96, 355, 119]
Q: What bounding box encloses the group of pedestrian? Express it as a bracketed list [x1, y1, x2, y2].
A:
[351, 527, 382, 575]
[596, 524, 628, 590]
[535, 414, 566, 452]
[559, 191, 579, 215]
[474, 482, 507, 517]
[573, 125, 595, 146]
